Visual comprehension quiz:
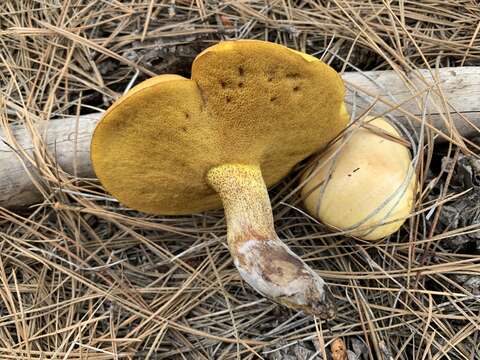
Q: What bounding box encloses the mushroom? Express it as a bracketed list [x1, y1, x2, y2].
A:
[91, 40, 349, 318]
[301, 116, 416, 240]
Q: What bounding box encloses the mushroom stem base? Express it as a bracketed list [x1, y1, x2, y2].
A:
[207, 163, 336, 318]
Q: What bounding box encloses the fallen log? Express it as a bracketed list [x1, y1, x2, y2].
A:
[1, 67, 479, 209]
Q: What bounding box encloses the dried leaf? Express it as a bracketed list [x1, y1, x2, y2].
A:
[332, 338, 348, 360]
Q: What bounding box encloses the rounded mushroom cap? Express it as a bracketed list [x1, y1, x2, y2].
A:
[301, 117, 416, 240]
[91, 40, 349, 214]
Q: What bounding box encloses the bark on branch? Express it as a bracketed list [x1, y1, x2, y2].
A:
[1, 67, 479, 209]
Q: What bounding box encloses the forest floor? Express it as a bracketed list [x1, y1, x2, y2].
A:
[1, 1, 479, 359]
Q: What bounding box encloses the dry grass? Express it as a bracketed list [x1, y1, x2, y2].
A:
[1, 0, 480, 359]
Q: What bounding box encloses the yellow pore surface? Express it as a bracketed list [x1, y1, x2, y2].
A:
[91, 40, 349, 214]
[302, 117, 416, 240]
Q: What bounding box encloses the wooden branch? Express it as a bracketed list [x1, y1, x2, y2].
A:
[1, 67, 479, 209]
[344, 66, 480, 143]
[0, 113, 101, 209]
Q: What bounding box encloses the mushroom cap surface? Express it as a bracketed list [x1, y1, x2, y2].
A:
[91, 40, 349, 214]
[301, 117, 416, 240]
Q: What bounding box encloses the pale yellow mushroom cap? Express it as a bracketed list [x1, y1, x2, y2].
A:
[301, 117, 416, 240]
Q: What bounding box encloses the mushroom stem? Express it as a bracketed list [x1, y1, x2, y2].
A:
[207, 164, 336, 318]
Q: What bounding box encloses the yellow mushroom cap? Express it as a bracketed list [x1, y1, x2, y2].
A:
[301, 117, 416, 240]
[91, 40, 349, 215]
